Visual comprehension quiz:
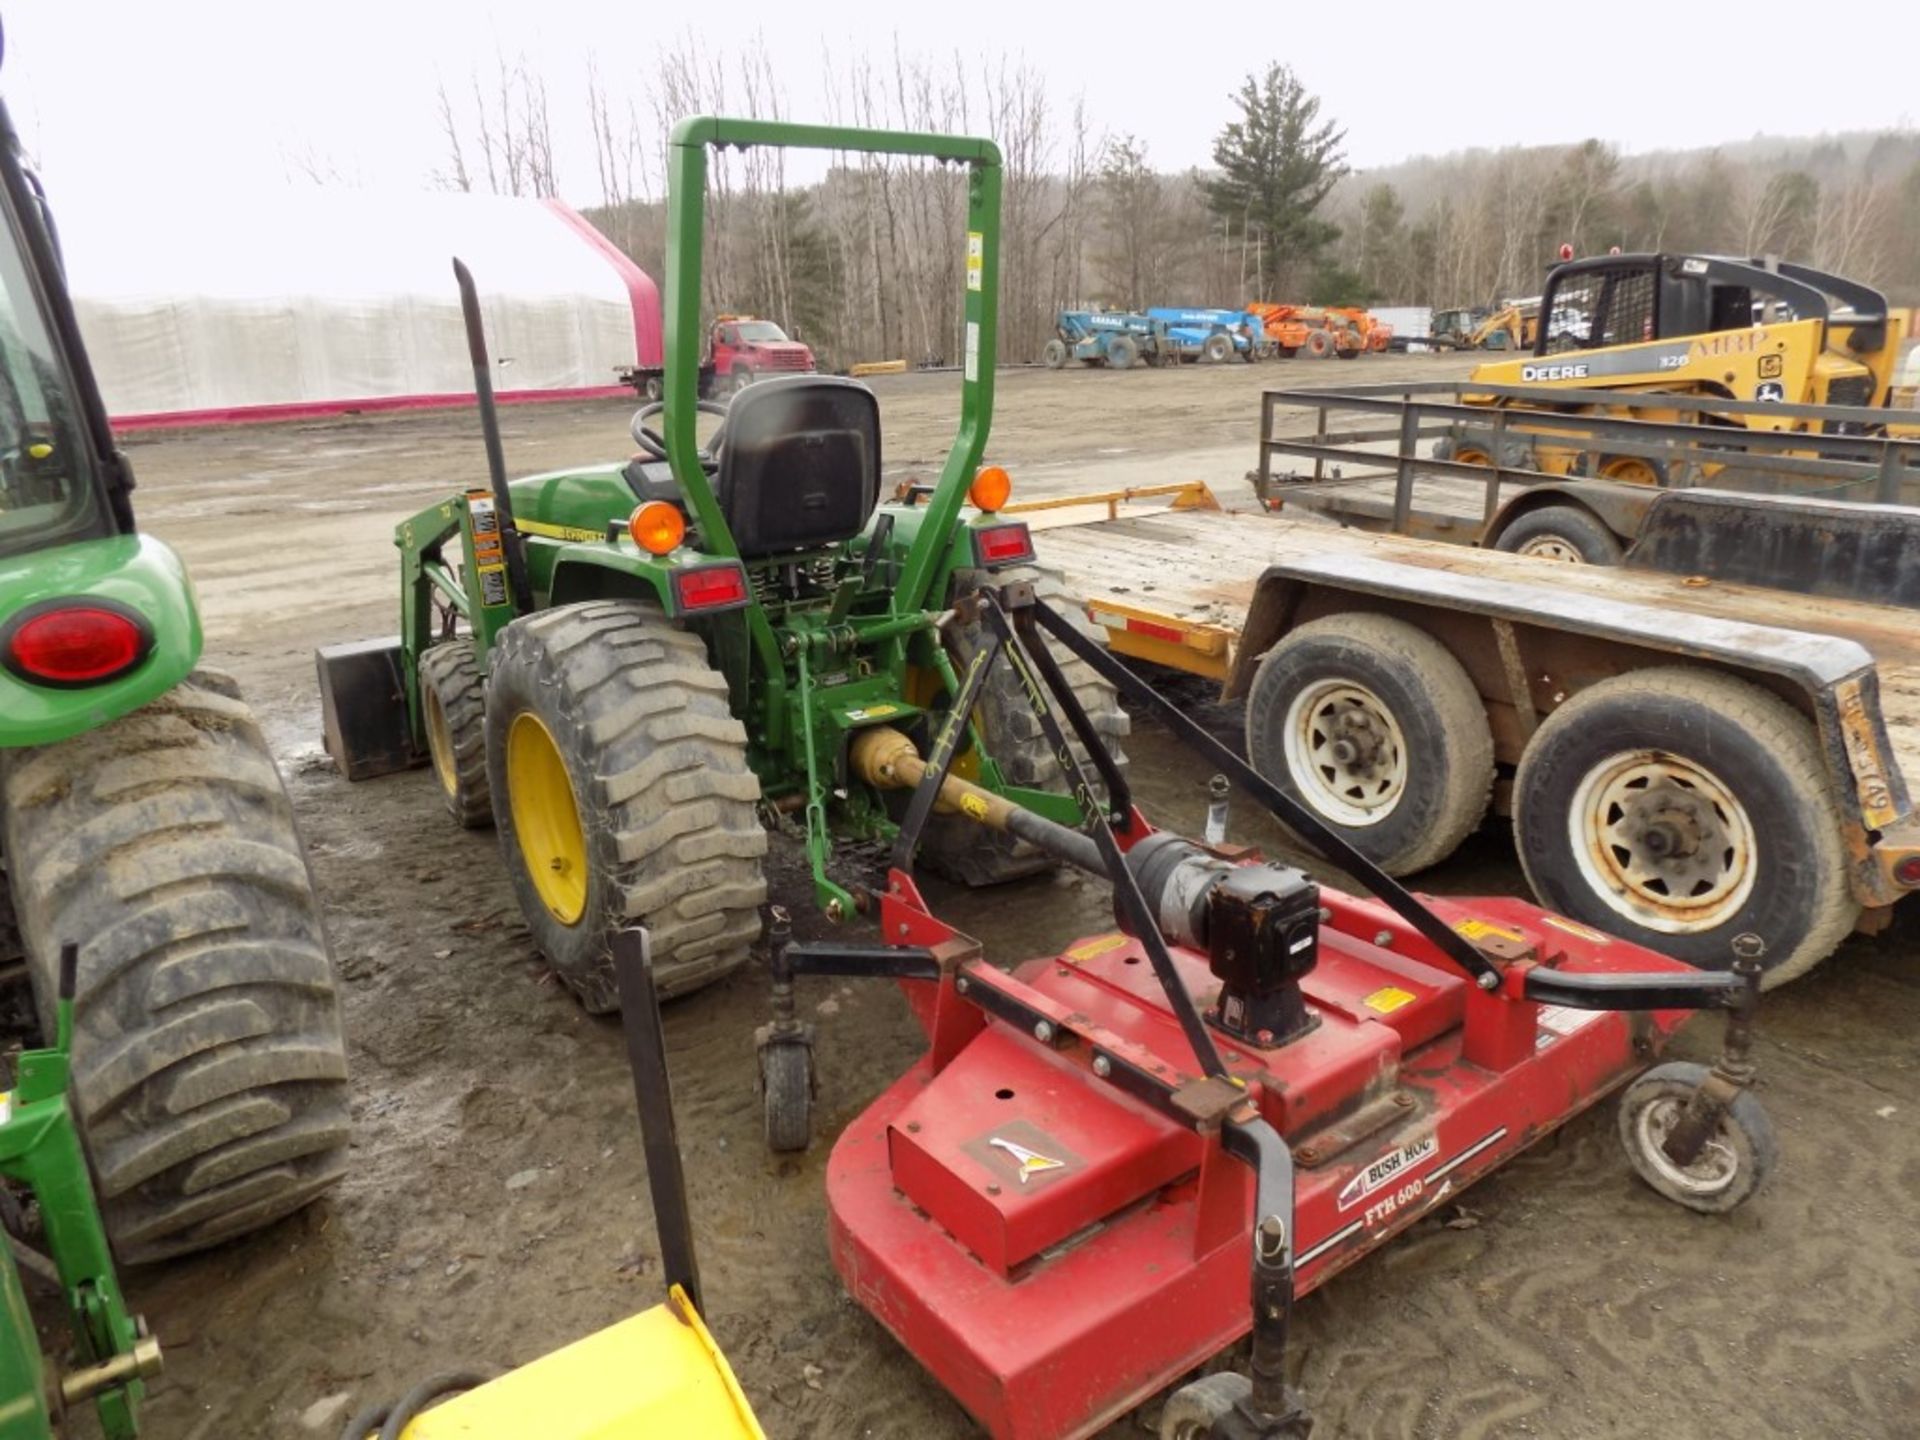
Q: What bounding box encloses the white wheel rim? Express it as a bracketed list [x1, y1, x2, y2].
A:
[1634, 1094, 1739, 1197]
[1568, 750, 1757, 933]
[1517, 534, 1585, 563]
[1282, 679, 1408, 826]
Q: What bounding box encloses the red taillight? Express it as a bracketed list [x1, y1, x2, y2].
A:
[4, 604, 150, 686]
[1895, 854, 1920, 888]
[971, 522, 1035, 568]
[672, 564, 750, 613]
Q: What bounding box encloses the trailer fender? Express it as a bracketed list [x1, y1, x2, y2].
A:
[1223, 554, 1915, 908]
[1481, 481, 1652, 552]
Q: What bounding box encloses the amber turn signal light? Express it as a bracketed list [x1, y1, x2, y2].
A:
[968, 465, 1012, 513]
[629, 501, 687, 555]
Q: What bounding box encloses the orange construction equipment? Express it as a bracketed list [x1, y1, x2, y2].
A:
[1246, 303, 1363, 361]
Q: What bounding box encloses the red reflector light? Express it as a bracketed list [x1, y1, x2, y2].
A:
[672, 564, 749, 612]
[4, 604, 150, 686]
[1895, 855, 1920, 888]
[972, 522, 1035, 567]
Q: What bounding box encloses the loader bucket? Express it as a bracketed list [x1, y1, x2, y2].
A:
[315, 636, 418, 780]
[398, 1287, 765, 1439]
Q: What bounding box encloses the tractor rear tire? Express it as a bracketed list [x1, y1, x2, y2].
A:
[1042, 339, 1069, 370]
[1246, 614, 1494, 876]
[1, 672, 352, 1264]
[483, 600, 766, 1010]
[419, 640, 492, 828]
[1107, 336, 1141, 371]
[925, 567, 1130, 886]
[1202, 333, 1234, 364]
[1305, 330, 1334, 359]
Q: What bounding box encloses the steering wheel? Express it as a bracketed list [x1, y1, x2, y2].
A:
[631, 399, 731, 466]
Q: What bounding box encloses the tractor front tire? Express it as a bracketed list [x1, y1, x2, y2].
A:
[1, 673, 352, 1263]
[419, 640, 492, 828]
[484, 601, 766, 1011]
[927, 567, 1130, 885]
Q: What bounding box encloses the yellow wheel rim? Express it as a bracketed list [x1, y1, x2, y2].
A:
[423, 683, 458, 798]
[507, 712, 588, 926]
[1600, 456, 1659, 486]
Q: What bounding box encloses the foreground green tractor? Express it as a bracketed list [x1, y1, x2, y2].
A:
[0, 50, 351, 1430]
[321, 117, 1126, 1009]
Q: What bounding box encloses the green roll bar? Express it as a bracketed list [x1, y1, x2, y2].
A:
[662, 116, 1004, 630]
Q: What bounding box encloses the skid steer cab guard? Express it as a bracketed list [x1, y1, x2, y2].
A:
[320, 117, 1131, 1009]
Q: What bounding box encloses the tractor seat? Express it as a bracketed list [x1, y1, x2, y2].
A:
[716, 375, 881, 558]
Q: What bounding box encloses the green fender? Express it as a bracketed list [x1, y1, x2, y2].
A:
[0, 534, 201, 749]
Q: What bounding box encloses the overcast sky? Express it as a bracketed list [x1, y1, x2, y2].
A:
[11, 0, 1919, 208]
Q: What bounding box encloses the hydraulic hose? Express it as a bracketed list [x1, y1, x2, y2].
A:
[338, 1369, 498, 1440]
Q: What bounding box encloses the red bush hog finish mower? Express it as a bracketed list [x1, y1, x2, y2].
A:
[757, 580, 1775, 1440]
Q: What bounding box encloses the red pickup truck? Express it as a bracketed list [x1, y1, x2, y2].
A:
[621, 313, 816, 400]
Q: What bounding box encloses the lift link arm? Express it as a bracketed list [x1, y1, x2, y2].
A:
[1027, 592, 1503, 987]
[980, 586, 1229, 1081]
[1028, 590, 1771, 1024]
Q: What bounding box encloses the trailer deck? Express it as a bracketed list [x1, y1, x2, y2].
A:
[1023, 487, 1920, 766]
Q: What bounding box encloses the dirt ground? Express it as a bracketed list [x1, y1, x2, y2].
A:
[84, 355, 1918, 1438]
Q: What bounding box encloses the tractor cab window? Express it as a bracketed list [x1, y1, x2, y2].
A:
[0, 188, 101, 559]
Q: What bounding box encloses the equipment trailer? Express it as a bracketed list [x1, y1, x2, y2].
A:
[1026, 481, 1920, 988]
[1251, 382, 1920, 561]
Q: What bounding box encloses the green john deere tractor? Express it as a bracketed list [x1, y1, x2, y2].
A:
[0, 44, 351, 1435]
[320, 117, 1127, 1011]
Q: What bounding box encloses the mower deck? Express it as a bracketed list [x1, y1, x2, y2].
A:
[828, 883, 1690, 1440]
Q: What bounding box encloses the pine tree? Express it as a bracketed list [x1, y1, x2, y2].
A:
[1202, 65, 1348, 299]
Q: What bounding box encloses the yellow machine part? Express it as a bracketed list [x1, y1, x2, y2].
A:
[401, 1288, 765, 1439]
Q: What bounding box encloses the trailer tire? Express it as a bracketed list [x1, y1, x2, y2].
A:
[1042, 339, 1069, 370]
[484, 600, 767, 1010]
[1246, 614, 1493, 875]
[1513, 667, 1857, 987]
[923, 567, 1130, 886]
[1202, 333, 1234, 364]
[1107, 335, 1141, 371]
[643, 375, 664, 403]
[419, 640, 492, 828]
[1, 673, 352, 1263]
[1491, 505, 1625, 565]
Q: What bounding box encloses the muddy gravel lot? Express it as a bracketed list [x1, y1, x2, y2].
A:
[78, 356, 1920, 1437]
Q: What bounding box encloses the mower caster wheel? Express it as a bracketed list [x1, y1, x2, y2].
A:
[760, 1039, 815, 1154]
[1161, 1373, 1251, 1439]
[1618, 1061, 1776, 1215]
[1159, 1372, 1313, 1439]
